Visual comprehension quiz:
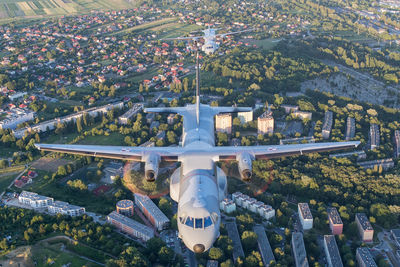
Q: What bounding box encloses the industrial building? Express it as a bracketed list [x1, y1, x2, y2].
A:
[394, 130, 400, 158]
[324, 235, 343, 267]
[220, 198, 236, 214]
[355, 213, 374, 242]
[48, 201, 85, 217]
[18, 191, 53, 208]
[298, 203, 313, 230]
[345, 117, 356, 141]
[291, 232, 309, 267]
[327, 207, 343, 235]
[237, 111, 253, 124]
[107, 211, 154, 242]
[369, 124, 380, 150]
[116, 199, 134, 217]
[134, 193, 169, 231]
[356, 247, 377, 267]
[118, 103, 143, 124]
[254, 225, 275, 266]
[322, 111, 333, 139]
[215, 113, 232, 134]
[258, 110, 274, 135]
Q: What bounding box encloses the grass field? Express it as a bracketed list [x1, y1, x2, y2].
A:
[0, 173, 17, 192]
[0, 0, 136, 20]
[110, 17, 178, 36]
[244, 38, 281, 50]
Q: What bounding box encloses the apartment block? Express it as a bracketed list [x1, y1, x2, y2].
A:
[322, 111, 333, 139]
[345, 117, 356, 141]
[237, 111, 253, 124]
[134, 193, 169, 231]
[355, 213, 374, 242]
[215, 113, 232, 134]
[258, 111, 274, 135]
[107, 211, 154, 242]
[327, 207, 343, 235]
[369, 124, 380, 150]
[298, 203, 313, 230]
[324, 235, 343, 267]
[48, 201, 85, 217]
[18, 191, 53, 209]
[356, 247, 377, 267]
[292, 232, 309, 267]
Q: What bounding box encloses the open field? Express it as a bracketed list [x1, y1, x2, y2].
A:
[0, 173, 19, 192]
[110, 17, 178, 36]
[31, 157, 72, 172]
[0, 0, 135, 20]
[243, 38, 280, 50]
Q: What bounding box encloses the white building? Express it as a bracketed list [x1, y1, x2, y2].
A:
[118, 103, 143, 125]
[237, 111, 253, 124]
[215, 113, 232, 134]
[0, 111, 35, 130]
[107, 211, 154, 242]
[298, 203, 313, 230]
[134, 193, 169, 231]
[324, 235, 343, 267]
[18, 191, 53, 208]
[231, 192, 275, 220]
[48, 201, 85, 217]
[220, 198, 236, 213]
[260, 205, 275, 220]
[292, 232, 309, 267]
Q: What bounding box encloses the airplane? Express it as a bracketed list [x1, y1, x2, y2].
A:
[35, 53, 360, 253]
[164, 26, 253, 54]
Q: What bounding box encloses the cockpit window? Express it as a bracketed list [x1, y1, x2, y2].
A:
[185, 217, 194, 227]
[195, 218, 203, 229]
[204, 216, 213, 228]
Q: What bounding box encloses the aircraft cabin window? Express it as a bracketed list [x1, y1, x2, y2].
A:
[185, 217, 194, 227]
[179, 217, 185, 223]
[195, 218, 203, 229]
[204, 216, 213, 228]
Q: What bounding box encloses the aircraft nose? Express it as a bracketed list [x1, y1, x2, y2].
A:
[193, 244, 205, 253]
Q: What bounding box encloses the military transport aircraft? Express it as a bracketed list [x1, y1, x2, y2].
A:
[164, 26, 253, 54]
[35, 54, 360, 253]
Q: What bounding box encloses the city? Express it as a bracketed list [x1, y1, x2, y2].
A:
[0, 0, 400, 266]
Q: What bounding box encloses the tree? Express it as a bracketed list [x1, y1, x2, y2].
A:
[158, 246, 174, 264]
[241, 231, 257, 251]
[158, 197, 172, 216]
[208, 247, 224, 261]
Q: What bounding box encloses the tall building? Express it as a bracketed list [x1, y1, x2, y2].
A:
[237, 111, 253, 124]
[394, 130, 400, 158]
[254, 225, 275, 266]
[345, 117, 356, 141]
[298, 203, 313, 230]
[118, 103, 143, 124]
[324, 235, 343, 267]
[107, 211, 154, 242]
[215, 113, 232, 134]
[291, 232, 309, 267]
[116, 199, 134, 217]
[48, 201, 85, 217]
[18, 191, 53, 208]
[220, 198, 236, 214]
[134, 193, 169, 231]
[322, 111, 333, 139]
[327, 207, 343, 235]
[355, 213, 374, 242]
[369, 124, 380, 150]
[356, 247, 377, 267]
[258, 110, 274, 135]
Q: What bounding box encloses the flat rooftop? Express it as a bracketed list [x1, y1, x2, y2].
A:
[298, 203, 313, 220]
[356, 213, 373, 231]
[107, 211, 154, 237]
[327, 207, 343, 225]
[324, 235, 343, 267]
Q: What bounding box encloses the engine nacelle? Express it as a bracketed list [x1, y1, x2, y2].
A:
[144, 153, 160, 182]
[237, 152, 253, 181]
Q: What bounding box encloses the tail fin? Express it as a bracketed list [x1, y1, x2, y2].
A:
[196, 51, 200, 126]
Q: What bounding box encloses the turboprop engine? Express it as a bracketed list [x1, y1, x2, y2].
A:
[236, 152, 253, 181]
[144, 153, 160, 182]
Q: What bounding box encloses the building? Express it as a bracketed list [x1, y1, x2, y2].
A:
[206, 260, 218, 267]
[220, 198, 236, 214]
[298, 203, 313, 230]
[327, 207, 343, 235]
[18, 191, 53, 208]
[232, 192, 275, 220]
[329, 151, 366, 160]
[254, 225, 275, 266]
[107, 211, 154, 242]
[358, 158, 394, 171]
[0, 111, 35, 130]
[356, 247, 377, 267]
[167, 114, 176, 125]
[48, 201, 85, 217]
[291, 232, 309, 267]
[258, 110, 274, 135]
[345, 117, 356, 141]
[394, 130, 400, 158]
[215, 113, 232, 134]
[369, 124, 380, 150]
[322, 111, 333, 139]
[280, 137, 315, 145]
[134, 193, 169, 231]
[260, 204, 275, 220]
[14, 102, 124, 138]
[355, 213, 374, 242]
[292, 111, 312, 120]
[324, 235, 343, 267]
[237, 111, 253, 124]
[116, 199, 134, 217]
[118, 103, 143, 124]
[281, 104, 299, 114]
[390, 229, 400, 247]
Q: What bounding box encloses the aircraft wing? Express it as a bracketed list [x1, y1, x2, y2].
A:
[163, 36, 203, 41]
[217, 28, 254, 38]
[216, 141, 360, 161]
[34, 144, 184, 161]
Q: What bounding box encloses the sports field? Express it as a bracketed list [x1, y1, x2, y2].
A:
[0, 0, 135, 20]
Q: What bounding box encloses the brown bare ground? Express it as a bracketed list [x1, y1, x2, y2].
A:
[31, 157, 72, 172]
[0, 246, 34, 267]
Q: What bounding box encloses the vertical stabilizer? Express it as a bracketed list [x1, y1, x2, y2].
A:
[196, 51, 200, 126]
